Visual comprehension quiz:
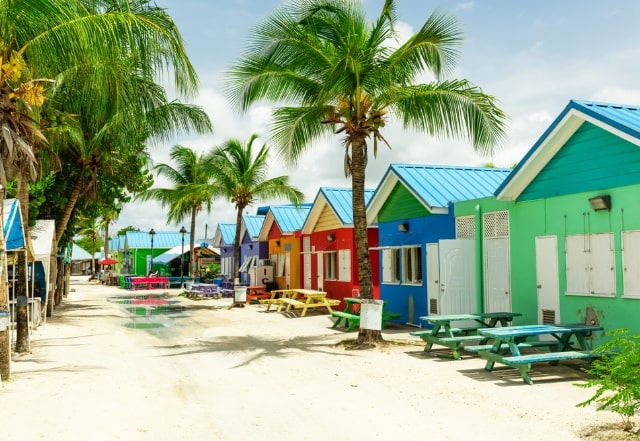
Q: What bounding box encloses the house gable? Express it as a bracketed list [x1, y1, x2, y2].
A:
[520, 122, 640, 201]
[315, 204, 341, 232]
[378, 183, 430, 223]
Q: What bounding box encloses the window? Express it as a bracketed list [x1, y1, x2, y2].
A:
[402, 246, 422, 284]
[382, 248, 400, 283]
[565, 233, 615, 296]
[325, 251, 337, 280]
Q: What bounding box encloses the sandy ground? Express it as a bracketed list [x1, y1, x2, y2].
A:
[0, 276, 634, 441]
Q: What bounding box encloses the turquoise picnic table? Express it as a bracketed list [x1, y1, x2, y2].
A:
[412, 312, 522, 360]
[473, 323, 604, 384]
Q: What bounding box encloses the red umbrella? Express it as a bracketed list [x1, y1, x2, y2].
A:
[98, 258, 118, 265]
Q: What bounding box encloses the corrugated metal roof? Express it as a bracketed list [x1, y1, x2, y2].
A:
[320, 187, 375, 224]
[125, 231, 190, 249]
[218, 224, 236, 245]
[390, 164, 512, 207]
[242, 215, 265, 239]
[270, 204, 311, 233]
[71, 243, 92, 260]
[496, 99, 640, 199]
[3, 198, 25, 250]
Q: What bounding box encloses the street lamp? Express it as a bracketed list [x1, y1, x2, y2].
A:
[179, 226, 187, 288]
[148, 228, 155, 275]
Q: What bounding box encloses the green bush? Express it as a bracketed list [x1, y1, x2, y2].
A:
[576, 328, 640, 430]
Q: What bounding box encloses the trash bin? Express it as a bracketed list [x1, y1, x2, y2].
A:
[0, 310, 8, 331]
[234, 286, 247, 303]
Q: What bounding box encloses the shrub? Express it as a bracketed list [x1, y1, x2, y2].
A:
[576, 328, 640, 430]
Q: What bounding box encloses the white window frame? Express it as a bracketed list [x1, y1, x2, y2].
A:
[325, 251, 337, 280]
[402, 246, 422, 285]
[382, 248, 400, 284]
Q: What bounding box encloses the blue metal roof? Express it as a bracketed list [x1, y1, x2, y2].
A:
[242, 215, 265, 239]
[125, 231, 190, 249]
[496, 100, 640, 197]
[218, 224, 236, 245]
[320, 187, 374, 224]
[270, 204, 311, 233]
[71, 243, 92, 260]
[389, 164, 512, 207]
[3, 199, 25, 250]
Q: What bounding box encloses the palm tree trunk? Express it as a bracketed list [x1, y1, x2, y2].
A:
[15, 170, 31, 352]
[189, 207, 197, 279]
[233, 207, 244, 283]
[55, 174, 85, 245]
[351, 137, 382, 345]
[0, 222, 10, 380]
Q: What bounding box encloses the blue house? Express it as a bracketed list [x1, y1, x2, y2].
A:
[213, 223, 236, 281]
[366, 164, 512, 325]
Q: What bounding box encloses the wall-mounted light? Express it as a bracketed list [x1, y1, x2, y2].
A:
[397, 222, 409, 232]
[589, 195, 611, 211]
[275, 240, 281, 246]
[249, 244, 253, 250]
[327, 233, 335, 242]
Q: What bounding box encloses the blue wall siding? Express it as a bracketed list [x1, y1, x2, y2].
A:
[378, 213, 455, 324]
[521, 123, 640, 200]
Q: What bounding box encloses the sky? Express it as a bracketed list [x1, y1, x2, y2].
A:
[112, 0, 640, 240]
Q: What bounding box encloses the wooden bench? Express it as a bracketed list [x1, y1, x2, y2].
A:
[478, 349, 601, 385]
[279, 295, 340, 317]
[410, 331, 486, 359]
[464, 340, 560, 353]
[130, 277, 169, 290]
[331, 311, 360, 331]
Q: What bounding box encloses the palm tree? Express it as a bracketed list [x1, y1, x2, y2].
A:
[0, 0, 203, 364]
[226, 0, 508, 344]
[210, 134, 304, 298]
[136, 145, 220, 281]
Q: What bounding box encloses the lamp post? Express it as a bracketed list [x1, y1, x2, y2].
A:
[148, 228, 155, 275]
[179, 226, 187, 288]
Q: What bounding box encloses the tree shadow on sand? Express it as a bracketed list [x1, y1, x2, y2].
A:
[151, 334, 355, 368]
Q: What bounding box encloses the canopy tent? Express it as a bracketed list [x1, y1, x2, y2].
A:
[154, 243, 218, 265]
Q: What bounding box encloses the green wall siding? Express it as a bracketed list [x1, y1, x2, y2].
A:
[456, 183, 640, 343]
[378, 183, 430, 222]
[521, 123, 640, 200]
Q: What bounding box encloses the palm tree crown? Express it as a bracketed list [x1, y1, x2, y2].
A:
[136, 145, 219, 279]
[227, 0, 508, 341]
[210, 134, 304, 283]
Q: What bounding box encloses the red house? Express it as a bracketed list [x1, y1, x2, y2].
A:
[300, 188, 379, 306]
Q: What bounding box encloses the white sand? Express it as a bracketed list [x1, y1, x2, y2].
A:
[0, 276, 628, 440]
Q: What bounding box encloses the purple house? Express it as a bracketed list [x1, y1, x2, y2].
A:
[238, 214, 271, 285]
[212, 223, 236, 281]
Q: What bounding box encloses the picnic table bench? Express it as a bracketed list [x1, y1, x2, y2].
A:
[130, 276, 169, 290]
[413, 312, 522, 360]
[475, 323, 604, 384]
[259, 289, 299, 311]
[331, 297, 401, 331]
[278, 289, 340, 316]
[185, 284, 222, 300]
[245, 285, 270, 303]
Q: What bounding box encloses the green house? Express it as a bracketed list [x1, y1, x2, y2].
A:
[454, 100, 640, 341]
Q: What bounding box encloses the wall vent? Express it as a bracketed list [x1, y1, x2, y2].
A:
[429, 299, 438, 314]
[541, 309, 556, 324]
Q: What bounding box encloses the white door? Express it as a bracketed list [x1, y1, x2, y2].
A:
[426, 243, 440, 314]
[535, 236, 560, 325]
[439, 239, 475, 315]
[285, 253, 291, 289]
[316, 251, 323, 291]
[484, 237, 511, 313]
[303, 237, 312, 289]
